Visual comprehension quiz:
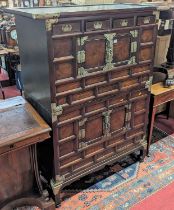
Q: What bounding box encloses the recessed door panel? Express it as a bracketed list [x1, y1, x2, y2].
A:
[76, 29, 139, 78]
[85, 39, 106, 69]
[113, 35, 131, 63]
[110, 108, 125, 132]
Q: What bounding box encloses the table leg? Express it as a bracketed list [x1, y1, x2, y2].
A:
[147, 105, 157, 156]
[166, 101, 171, 120]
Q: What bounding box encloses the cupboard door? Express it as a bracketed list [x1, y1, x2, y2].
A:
[78, 103, 132, 149]
[76, 29, 139, 78]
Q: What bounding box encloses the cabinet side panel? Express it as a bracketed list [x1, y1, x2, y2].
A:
[15, 16, 51, 123]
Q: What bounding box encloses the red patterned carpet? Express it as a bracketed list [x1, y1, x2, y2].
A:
[132, 181, 174, 210]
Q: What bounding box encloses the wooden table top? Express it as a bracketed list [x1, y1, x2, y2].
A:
[151, 82, 174, 96]
[0, 96, 51, 150]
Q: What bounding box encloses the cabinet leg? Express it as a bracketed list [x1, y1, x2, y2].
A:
[55, 193, 61, 208]
[139, 147, 146, 163]
[147, 105, 157, 156]
[50, 178, 63, 207]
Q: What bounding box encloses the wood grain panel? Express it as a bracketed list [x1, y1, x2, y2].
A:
[59, 123, 74, 140]
[53, 38, 72, 58]
[141, 29, 153, 43]
[139, 47, 153, 61]
[55, 62, 73, 80]
[113, 36, 131, 63]
[85, 39, 105, 69]
[85, 117, 103, 141]
[110, 109, 125, 132]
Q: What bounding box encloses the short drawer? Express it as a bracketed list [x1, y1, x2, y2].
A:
[154, 90, 174, 107]
[0, 144, 14, 155]
[86, 20, 110, 31]
[137, 15, 155, 25]
[113, 18, 134, 28]
[53, 22, 81, 35]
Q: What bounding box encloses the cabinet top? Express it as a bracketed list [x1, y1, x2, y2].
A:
[4, 4, 156, 19]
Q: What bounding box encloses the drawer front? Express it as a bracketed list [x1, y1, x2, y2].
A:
[154, 90, 174, 107]
[113, 18, 134, 28]
[137, 15, 155, 25]
[52, 22, 81, 35]
[86, 20, 110, 31]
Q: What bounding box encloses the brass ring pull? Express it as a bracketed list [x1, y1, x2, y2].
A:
[94, 21, 103, 30]
[120, 19, 128, 27]
[143, 17, 150, 24]
[62, 24, 72, 32]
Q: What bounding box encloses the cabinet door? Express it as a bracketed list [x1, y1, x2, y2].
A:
[78, 103, 132, 149]
[76, 29, 139, 77]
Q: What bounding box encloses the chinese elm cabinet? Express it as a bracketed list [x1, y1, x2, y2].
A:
[4, 4, 157, 206]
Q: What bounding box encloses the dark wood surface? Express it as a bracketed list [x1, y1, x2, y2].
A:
[7, 4, 157, 206]
[0, 96, 52, 208]
[0, 96, 51, 155]
[4, 4, 156, 18]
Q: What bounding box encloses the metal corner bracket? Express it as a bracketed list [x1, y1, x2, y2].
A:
[45, 18, 59, 31]
[51, 103, 63, 122]
[32, 13, 60, 20]
[50, 175, 65, 195]
[145, 76, 153, 91]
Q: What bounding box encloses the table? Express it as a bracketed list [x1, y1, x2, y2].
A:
[0, 96, 54, 210]
[148, 82, 174, 154]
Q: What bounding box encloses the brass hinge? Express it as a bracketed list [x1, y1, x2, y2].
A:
[125, 104, 132, 126]
[125, 112, 131, 122]
[77, 50, 85, 64]
[79, 129, 86, 140]
[79, 118, 87, 127]
[77, 36, 88, 46]
[103, 33, 116, 71]
[125, 104, 132, 110]
[131, 41, 138, 53]
[78, 67, 88, 77]
[103, 110, 112, 137]
[145, 76, 153, 91]
[79, 141, 88, 149]
[130, 30, 138, 38]
[128, 56, 136, 65]
[51, 103, 63, 122]
[45, 18, 59, 31]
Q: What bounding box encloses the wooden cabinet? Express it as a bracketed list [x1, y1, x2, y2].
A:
[5, 4, 157, 206]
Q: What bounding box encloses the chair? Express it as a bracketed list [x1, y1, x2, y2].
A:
[0, 67, 5, 99]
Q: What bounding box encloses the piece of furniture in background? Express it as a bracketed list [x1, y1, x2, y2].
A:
[5, 4, 157, 205]
[148, 82, 174, 154]
[0, 46, 20, 88]
[0, 81, 5, 99]
[0, 96, 54, 210]
[8, 0, 73, 7]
